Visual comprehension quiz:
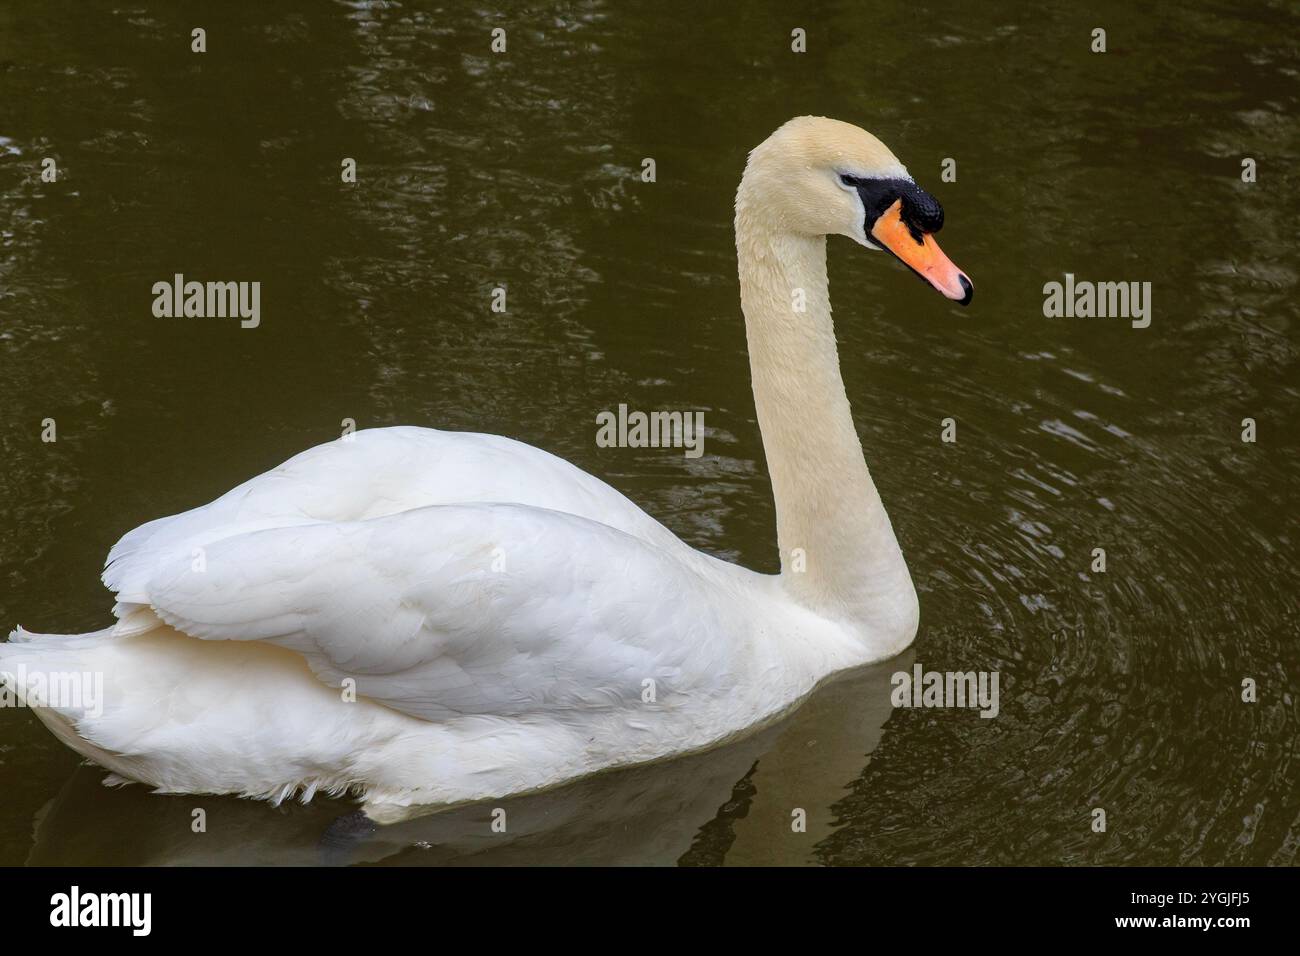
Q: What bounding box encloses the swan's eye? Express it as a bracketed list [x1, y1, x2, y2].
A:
[839, 173, 857, 186]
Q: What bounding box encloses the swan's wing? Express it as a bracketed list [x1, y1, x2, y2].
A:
[137, 503, 738, 721]
[104, 426, 681, 608]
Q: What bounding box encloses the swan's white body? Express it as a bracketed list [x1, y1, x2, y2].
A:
[2, 117, 969, 822]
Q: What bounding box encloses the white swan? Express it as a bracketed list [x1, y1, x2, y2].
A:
[2, 116, 971, 823]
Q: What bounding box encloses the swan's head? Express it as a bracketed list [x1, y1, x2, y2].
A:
[739, 115, 972, 305]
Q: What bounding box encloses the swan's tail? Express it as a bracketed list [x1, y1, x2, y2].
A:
[0, 625, 128, 772]
[1, 621, 397, 805]
[1, 625, 115, 708]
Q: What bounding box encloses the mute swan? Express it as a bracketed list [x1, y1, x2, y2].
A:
[2, 116, 971, 823]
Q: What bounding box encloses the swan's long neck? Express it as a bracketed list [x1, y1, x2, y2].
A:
[735, 191, 916, 642]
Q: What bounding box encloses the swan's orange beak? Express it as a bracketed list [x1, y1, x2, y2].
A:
[871, 199, 973, 305]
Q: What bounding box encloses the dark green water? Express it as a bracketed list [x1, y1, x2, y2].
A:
[1, 1, 1297, 865]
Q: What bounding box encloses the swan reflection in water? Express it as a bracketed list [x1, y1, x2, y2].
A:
[27, 656, 906, 866]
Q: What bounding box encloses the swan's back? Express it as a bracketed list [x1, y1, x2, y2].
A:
[104, 426, 685, 607]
